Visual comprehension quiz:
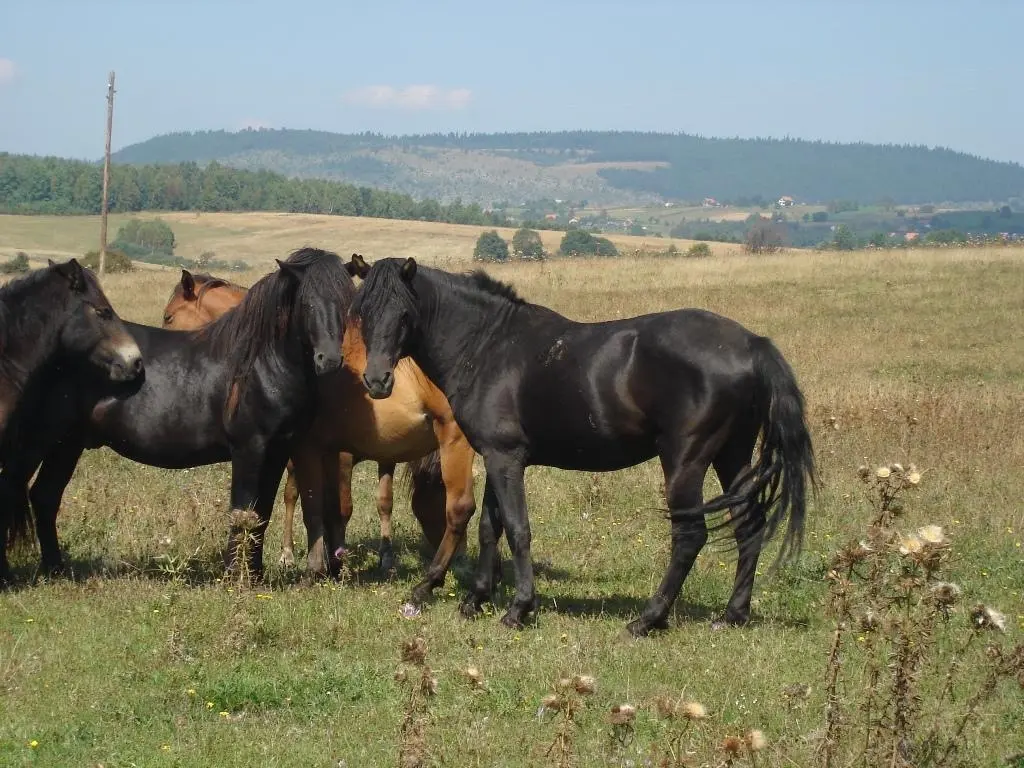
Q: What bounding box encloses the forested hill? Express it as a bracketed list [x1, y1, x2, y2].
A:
[112, 129, 1024, 206]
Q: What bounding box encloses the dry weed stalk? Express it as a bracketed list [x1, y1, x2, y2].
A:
[395, 636, 435, 768]
[821, 462, 1021, 768]
[228, 508, 262, 588]
[540, 674, 598, 767]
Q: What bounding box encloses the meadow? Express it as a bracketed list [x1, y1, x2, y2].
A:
[0, 215, 1022, 767]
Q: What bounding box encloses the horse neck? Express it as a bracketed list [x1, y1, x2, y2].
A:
[412, 275, 516, 400]
[0, 292, 66, 392]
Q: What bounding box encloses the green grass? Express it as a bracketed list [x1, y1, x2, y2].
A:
[1, 242, 1022, 766]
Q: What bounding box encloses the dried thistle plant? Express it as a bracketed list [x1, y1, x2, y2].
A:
[540, 672, 598, 767]
[821, 462, 1020, 768]
[396, 636, 434, 768]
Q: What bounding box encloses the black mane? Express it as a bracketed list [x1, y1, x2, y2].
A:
[467, 270, 524, 304]
[0, 266, 74, 382]
[202, 247, 353, 380]
[350, 258, 422, 326]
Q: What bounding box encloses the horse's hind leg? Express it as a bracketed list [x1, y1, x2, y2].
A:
[375, 462, 396, 573]
[279, 460, 299, 567]
[712, 427, 763, 629]
[627, 437, 717, 638]
[460, 475, 505, 619]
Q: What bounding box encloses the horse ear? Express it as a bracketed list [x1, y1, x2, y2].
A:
[48, 258, 57, 267]
[180, 270, 197, 300]
[55, 258, 88, 292]
[347, 253, 370, 279]
[400, 257, 417, 282]
[275, 259, 307, 283]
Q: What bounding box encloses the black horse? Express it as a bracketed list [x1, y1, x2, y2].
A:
[0, 247, 353, 581]
[0, 259, 144, 580]
[350, 258, 815, 637]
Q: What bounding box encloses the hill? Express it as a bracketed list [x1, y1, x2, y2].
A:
[113, 129, 1024, 207]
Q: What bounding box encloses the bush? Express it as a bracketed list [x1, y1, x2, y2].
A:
[112, 218, 176, 255]
[81, 248, 135, 273]
[0, 252, 31, 274]
[559, 230, 619, 258]
[811, 211, 829, 223]
[473, 230, 509, 262]
[511, 227, 545, 261]
[685, 242, 712, 258]
[831, 224, 858, 251]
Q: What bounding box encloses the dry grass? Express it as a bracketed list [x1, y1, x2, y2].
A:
[1, 230, 1022, 766]
[0, 211, 743, 268]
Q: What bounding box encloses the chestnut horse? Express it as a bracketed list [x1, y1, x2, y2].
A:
[163, 260, 477, 598]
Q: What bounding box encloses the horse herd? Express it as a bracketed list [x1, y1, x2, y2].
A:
[0, 248, 815, 637]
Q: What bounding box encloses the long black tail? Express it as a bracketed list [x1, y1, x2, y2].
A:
[399, 450, 442, 495]
[673, 335, 816, 567]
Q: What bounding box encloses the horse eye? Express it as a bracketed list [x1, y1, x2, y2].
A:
[94, 306, 113, 320]
[163, 315, 173, 325]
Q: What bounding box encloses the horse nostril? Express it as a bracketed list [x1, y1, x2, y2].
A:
[132, 357, 144, 374]
[382, 371, 393, 388]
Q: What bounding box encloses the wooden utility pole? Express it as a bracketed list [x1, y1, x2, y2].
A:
[98, 71, 116, 278]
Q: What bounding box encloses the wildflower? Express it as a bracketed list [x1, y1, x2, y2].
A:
[161, 745, 170, 751]
[609, 703, 636, 726]
[205, 701, 215, 709]
[555, 677, 573, 692]
[541, 693, 563, 712]
[653, 695, 677, 719]
[918, 525, 947, 546]
[746, 730, 767, 752]
[930, 582, 962, 607]
[27, 740, 39, 749]
[401, 637, 428, 665]
[898, 535, 923, 556]
[875, 466, 891, 479]
[572, 675, 597, 695]
[889, 462, 904, 473]
[219, 711, 230, 717]
[970, 604, 1007, 633]
[681, 700, 708, 720]
[186, 688, 196, 696]
[905, 470, 922, 486]
[464, 666, 484, 688]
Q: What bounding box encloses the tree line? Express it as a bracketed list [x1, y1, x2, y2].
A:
[0, 153, 507, 225]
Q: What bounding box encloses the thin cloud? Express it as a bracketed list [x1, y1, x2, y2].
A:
[0, 58, 15, 85]
[343, 84, 472, 110]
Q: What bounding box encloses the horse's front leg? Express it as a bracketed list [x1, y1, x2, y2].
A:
[225, 438, 280, 582]
[483, 455, 535, 629]
[290, 441, 330, 576]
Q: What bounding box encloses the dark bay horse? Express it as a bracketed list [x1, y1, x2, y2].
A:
[162, 262, 407, 571]
[0, 248, 350, 580]
[351, 258, 816, 637]
[162, 260, 478, 598]
[0, 258, 143, 580]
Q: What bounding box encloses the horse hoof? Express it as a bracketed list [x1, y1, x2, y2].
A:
[278, 551, 295, 568]
[379, 552, 396, 574]
[710, 615, 746, 631]
[410, 585, 432, 606]
[625, 619, 652, 638]
[500, 611, 524, 630]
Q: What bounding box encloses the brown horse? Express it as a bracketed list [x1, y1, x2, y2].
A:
[163, 262, 477, 599]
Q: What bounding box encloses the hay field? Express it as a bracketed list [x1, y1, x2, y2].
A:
[1, 240, 1022, 766]
[0, 212, 741, 269]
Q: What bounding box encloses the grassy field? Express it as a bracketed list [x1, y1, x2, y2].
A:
[1, 233, 1023, 766]
[0, 212, 742, 269]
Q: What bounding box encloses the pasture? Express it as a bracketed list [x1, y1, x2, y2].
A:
[0, 212, 739, 269]
[1, 229, 1022, 766]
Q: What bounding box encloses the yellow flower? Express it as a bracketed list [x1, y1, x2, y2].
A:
[206, 701, 215, 709]
[219, 711, 230, 718]
[186, 688, 196, 696]
[161, 744, 170, 751]
[28, 740, 39, 748]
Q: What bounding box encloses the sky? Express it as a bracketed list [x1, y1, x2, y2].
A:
[1, 0, 1023, 164]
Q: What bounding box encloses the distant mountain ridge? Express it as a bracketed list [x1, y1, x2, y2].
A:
[112, 129, 1024, 207]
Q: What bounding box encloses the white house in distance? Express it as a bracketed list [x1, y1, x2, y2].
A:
[777, 195, 795, 207]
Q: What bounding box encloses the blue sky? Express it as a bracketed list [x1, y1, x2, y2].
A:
[2, 0, 1022, 163]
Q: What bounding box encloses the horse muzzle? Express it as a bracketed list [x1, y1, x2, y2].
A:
[313, 350, 343, 376]
[362, 370, 394, 399]
[109, 343, 144, 382]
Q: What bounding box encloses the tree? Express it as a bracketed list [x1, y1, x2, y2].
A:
[745, 219, 785, 254]
[811, 211, 829, 223]
[511, 227, 544, 260]
[686, 242, 712, 258]
[473, 230, 509, 262]
[831, 224, 858, 251]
